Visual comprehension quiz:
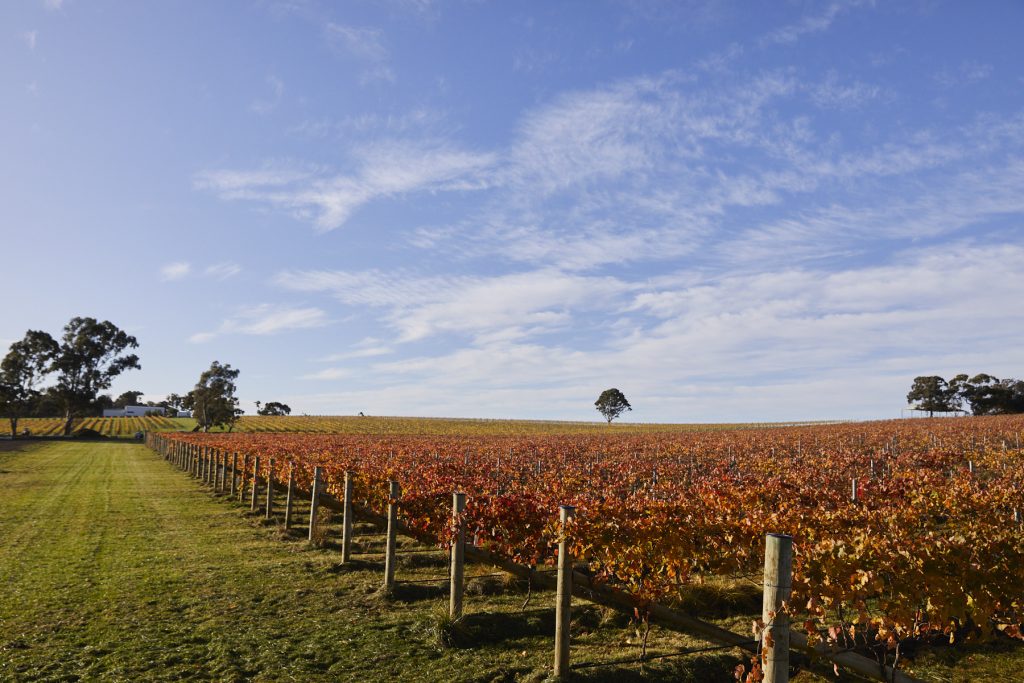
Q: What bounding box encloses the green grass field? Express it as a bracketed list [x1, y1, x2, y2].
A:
[0, 440, 1016, 682]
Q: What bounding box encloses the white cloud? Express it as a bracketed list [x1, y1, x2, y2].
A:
[197, 140, 495, 232]
[284, 242, 1024, 421]
[188, 304, 329, 343]
[205, 262, 242, 279]
[276, 268, 633, 342]
[160, 262, 191, 281]
[43, 0, 63, 10]
[325, 23, 395, 83]
[300, 367, 351, 380]
[24, 30, 37, 50]
[759, 2, 856, 46]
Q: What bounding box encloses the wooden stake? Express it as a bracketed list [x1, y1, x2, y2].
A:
[341, 471, 354, 563]
[284, 463, 294, 530]
[851, 478, 858, 502]
[239, 454, 249, 502]
[383, 480, 401, 591]
[762, 533, 793, 683]
[230, 453, 237, 497]
[308, 466, 322, 543]
[553, 505, 576, 678]
[450, 491, 466, 619]
[265, 458, 275, 519]
[250, 456, 260, 512]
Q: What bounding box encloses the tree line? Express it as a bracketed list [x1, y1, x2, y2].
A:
[907, 374, 1024, 417]
[0, 316, 265, 437]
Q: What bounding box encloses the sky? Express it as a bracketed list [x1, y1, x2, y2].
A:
[2, 0, 1023, 422]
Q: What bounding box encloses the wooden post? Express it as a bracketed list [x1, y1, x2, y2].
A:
[265, 458, 275, 519]
[308, 466, 322, 543]
[284, 463, 295, 530]
[450, 492, 466, 618]
[215, 452, 222, 491]
[250, 456, 260, 512]
[239, 454, 249, 502]
[341, 471, 354, 563]
[851, 478, 858, 502]
[553, 505, 576, 678]
[383, 480, 401, 591]
[230, 453, 237, 497]
[762, 533, 793, 683]
[968, 460, 975, 475]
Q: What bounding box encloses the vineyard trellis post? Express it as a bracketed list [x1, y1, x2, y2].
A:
[553, 504, 575, 678]
[762, 533, 793, 683]
[250, 456, 260, 512]
[450, 491, 466, 619]
[384, 480, 401, 591]
[230, 453, 237, 497]
[265, 457, 275, 520]
[341, 471, 354, 563]
[308, 466, 322, 543]
[239, 454, 249, 503]
[284, 463, 295, 530]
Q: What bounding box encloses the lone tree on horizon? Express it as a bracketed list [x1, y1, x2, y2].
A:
[595, 388, 631, 424]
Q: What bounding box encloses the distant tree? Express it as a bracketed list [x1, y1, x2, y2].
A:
[92, 394, 115, 415]
[906, 376, 960, 417]
[184, 361, 241, 432]
[30, 387, 64, 418]
[952, 373, 1024, 415]
[50, 317, 140, 435]
[0, 330, 59, 437]
[257, 401, 291, 416]
[595, 388, 631, 424]
[113, 390, 144, 408]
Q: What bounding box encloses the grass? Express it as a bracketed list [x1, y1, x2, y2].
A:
[1, 440, 1018, 682]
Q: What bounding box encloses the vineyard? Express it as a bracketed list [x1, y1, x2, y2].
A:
[151, 416, 1024, 678]
[5, 414, 828, 438]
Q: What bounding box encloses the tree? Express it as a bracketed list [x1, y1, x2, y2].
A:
[595, 388, 631, 424]
[952, 373, 1024, 415]
[184, 361, 241, 432]
[113, 390, 144, 408]
[257, 401, 291, 416]
[906, 376, 959, 417]
[50, 317, 141, 435]
[0, 331, 59, 437]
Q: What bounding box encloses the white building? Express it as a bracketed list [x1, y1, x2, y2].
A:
[102, 405, 167, 418]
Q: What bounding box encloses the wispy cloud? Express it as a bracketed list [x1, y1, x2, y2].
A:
[934, 60, 993, 88]
[205, 262, 242, 280]
[24, 30, 38, 50]
[759, 2, 860, 46]
[197, 140, 495, 232]
[188, 304, 329, 343]
[42, 0, 63, 11]
[277, 268, 634, 343]
[160, 262, 191, 281]
[300, 367, 351, 380]
[325, 23, 395, 83]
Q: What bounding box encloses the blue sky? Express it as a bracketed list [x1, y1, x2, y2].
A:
[3, 0, 1023, 422]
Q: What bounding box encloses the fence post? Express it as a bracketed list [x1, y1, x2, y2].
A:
[250, 456, 260, 512]
[553, 505, 576, 678]
[308, 466, 322, 543]
[239, 454, 249, 503]
[762, 533, 793, 683]
[851, 478, 858, 502]
[450, 491, 466, 618]
[284, 463, 295, 530]
[230, 453, 237, 497]
[383, 480, 401, 591]
[341, 471, 354, 563]
[216, 452, 223, 491]
[265, 458, 275, 519]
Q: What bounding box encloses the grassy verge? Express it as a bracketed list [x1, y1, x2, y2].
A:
[0, 441, 1017, 681]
